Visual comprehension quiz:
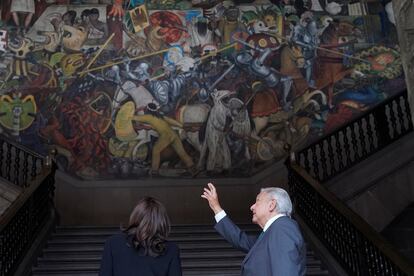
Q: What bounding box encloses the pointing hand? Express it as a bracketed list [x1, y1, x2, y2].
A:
[201, 183, 223, 215]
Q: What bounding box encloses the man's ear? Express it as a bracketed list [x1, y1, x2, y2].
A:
[269, 199, 277, 212]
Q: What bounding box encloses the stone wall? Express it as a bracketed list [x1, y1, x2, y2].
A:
[55, 159, 288, 225]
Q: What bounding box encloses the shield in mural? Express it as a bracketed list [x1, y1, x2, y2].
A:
[128, 4, 150, 33]
[0, 94, 36, 134]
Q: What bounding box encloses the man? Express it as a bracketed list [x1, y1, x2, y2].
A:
[201, 183, 306, 276]
[87, 8, 108, 45]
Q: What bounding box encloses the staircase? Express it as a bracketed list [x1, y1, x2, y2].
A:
[382, 202, 414, 264]
[32, 225, 330, 276]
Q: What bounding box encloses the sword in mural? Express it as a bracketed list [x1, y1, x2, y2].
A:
[207, 64, 236, 92]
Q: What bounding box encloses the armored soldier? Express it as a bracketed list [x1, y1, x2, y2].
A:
[290, 11, 319, 87]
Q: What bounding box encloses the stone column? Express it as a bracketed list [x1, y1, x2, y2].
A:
[393, 0, 414, 121]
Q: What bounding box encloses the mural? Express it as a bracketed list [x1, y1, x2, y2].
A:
[0, 0, 405, 179]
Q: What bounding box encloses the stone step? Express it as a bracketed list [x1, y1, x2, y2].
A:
[48, 233, 237, 243]
[33, 264, 328, 276]
[41, 246, 316, 257]
[45, 239, 236, 250]
[55, 224, 260, 234]
[51, 230, 260, 239]
[37, 253, 322, 264]
[33, 225, 329, 276]
[39, 250, 246, 261]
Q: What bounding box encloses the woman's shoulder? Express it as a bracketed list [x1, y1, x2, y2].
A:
[106, 232, 128, 244]
[165, 241, 180, 253]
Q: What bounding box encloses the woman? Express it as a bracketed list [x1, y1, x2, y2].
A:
[99, 197, 182, 276]
[10, 0, 37, 33]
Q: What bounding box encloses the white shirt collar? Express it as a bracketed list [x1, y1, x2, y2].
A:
[263, 213, 285, 232]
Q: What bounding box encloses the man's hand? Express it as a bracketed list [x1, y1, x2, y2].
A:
[108, 0, 124, 17]
[201, 183, 223, 215]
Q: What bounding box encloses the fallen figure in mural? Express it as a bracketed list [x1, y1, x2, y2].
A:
[131, 103, 197, 177]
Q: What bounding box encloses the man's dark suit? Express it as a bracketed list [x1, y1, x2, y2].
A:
[215, 216, 306, 276]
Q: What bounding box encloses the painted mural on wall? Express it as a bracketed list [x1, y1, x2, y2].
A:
[0, 0, 405, 179]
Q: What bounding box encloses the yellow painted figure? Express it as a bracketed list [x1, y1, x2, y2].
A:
[132, 111, 194, 173]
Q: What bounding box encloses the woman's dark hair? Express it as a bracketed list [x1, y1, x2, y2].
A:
[124, 197, 171, 257]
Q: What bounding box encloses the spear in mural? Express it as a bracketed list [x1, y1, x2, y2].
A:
[197, 43, 237, 62]
[80, 33, 115, 77]
[79, 42, 237, 78]
[148, 43, 238, 81]
[78, 48, 171, 75]
[263, 31, 371, 64]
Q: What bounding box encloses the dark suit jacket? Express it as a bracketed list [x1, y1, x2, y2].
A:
[99, 233, 182, 276]
[215, 216, 306, 276]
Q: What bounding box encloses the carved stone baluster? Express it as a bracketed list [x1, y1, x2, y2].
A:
[6, 143, 12, 182]
[22, 152, 29, 187]
[0, 140, 4, 178]
[298, 153, 304, 168]
[303, 149, 311, 175]
[360, 238, 371, 275]
[311, 145, 320, 180]
[395, 97, 404, 133]
[374, 247, 382, 275]
[402, 93, 414, 131]
[382, 259, 391, 276]
[388, 101, 398, 140]
[373, 105, 391, 148]
[14, 148, 21, 186]
[348, 225, 358, 273]
[359, 118, 368, 156]
[367, 114, 376, 152]
[349, 120, 361, 163]
[327, 136, 336, 176]
[31, 156, 37, 180]
[319, 141, 328, 181]
[335, 132, 344, 170]
[342, 128, 351, 169]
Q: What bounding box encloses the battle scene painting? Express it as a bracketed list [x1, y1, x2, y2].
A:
[0, 0, 405, 179]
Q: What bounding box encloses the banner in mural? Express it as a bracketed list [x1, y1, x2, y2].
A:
[0, 0, 405, 179]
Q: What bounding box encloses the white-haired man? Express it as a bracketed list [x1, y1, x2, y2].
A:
[202, 183, 306, 276]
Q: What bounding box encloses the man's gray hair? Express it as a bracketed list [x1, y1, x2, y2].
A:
[261, 187, 293, 217]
